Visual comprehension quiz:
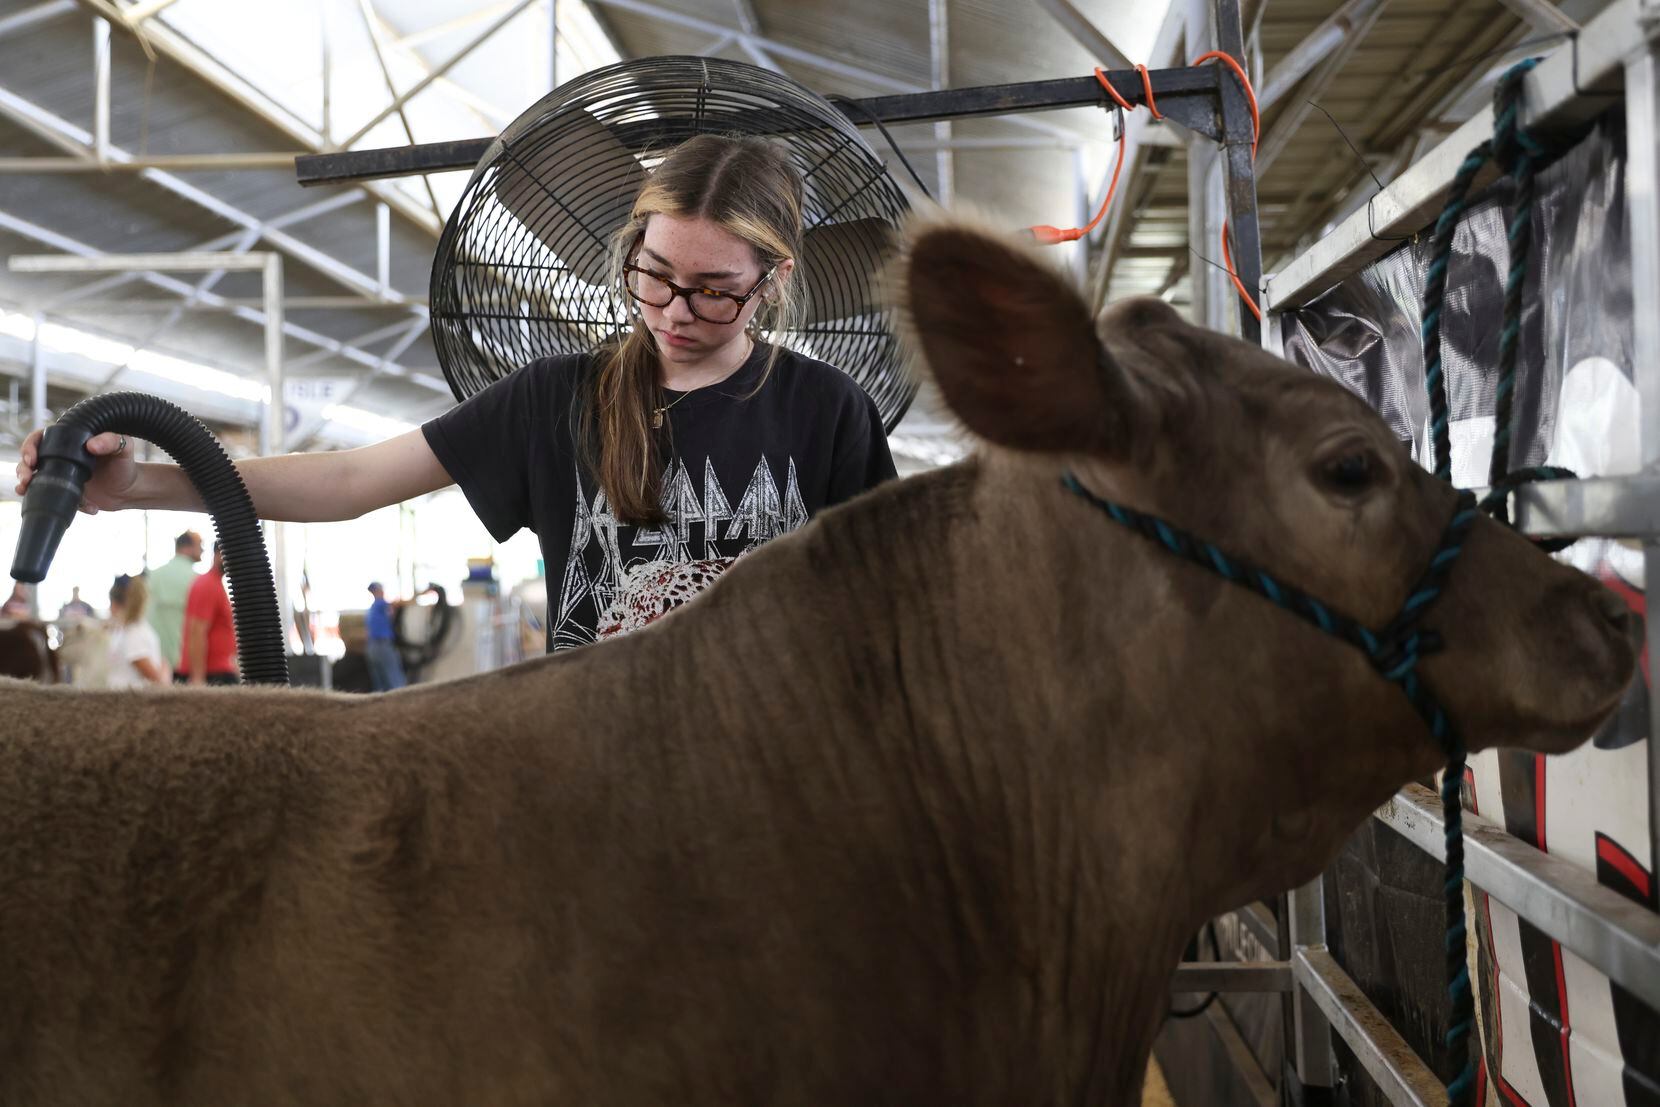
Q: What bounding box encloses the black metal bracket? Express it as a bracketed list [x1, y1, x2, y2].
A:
[293, 26, 1263, 345]
[292, 65, 1226, 187]
[1215, 0, 1263, 345]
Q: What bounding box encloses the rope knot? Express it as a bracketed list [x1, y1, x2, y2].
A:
[1371, 628, 1446, 683]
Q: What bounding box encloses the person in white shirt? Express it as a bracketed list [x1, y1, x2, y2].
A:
[105, 574, 167, 688]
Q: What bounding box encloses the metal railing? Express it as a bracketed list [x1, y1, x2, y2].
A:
[1187, 3, 1660, 1102]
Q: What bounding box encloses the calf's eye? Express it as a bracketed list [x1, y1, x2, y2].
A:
[1323, 453, 1374, 492]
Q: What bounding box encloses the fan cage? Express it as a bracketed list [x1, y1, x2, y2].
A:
[430, 56, 915, 431]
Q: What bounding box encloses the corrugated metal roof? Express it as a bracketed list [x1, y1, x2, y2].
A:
[0, 0, 1594, 459]
[0, 2, 445, 450]
[1103, 0, 1599, 308]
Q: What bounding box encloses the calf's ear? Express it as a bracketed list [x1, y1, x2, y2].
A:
[895, 219, 1146, 457]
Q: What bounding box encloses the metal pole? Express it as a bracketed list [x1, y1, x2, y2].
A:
[261, 254, 285, 458]
[376, 202, 390, 297]
[549, 0, 557, 90]
[929, 0, 953, 206]
[12, 251, 281, 273]
[1187, 0, 1227, 330]
[1626, 8, 1660, 931]
[0, 154, 309, 172]
[1286, 877, 1336, 1097]
[92, 15, 109, 163]
[30, 312, 48, 431]
[263, 252, 291, 659]
[1214, 0, 1263, 344]
[321, 0, 333, 144]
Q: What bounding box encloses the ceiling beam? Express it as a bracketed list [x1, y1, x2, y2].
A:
[122, 0, 183, 24]
[288, 317, 430, 450]
[354, 0, 445, 220]
[0, 153, 307, 172]
[339, 0, 541, 150]
[90, 227, 262, 389]
[1493, 0, 1579, 34]
[736, 37, 786, 75]
[71, 0, 442, 236]
[1089, 0, 1185, 309]
[0, 211, 446, 394]
[729, 0, 761, 35]
[1032, 0, 1132, 72]
[1256, 0, 1387, 113]
[582, 0, 1084, 141]
[41, 191, 366, 310]
[394, 0, 522, 50]
[0, 83, 419, 306]
[0, 0, 76, 37]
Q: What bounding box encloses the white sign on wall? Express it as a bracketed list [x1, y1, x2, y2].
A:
[282, 377, 353, 437]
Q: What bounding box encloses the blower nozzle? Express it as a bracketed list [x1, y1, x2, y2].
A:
[11, 423, 95, 584]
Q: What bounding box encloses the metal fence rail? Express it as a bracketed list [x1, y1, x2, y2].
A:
[1232, 3, 1660, 1104]
[1378, 784, 1660, 1012]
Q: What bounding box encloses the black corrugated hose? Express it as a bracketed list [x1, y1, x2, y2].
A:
[11, 391, 289, 686]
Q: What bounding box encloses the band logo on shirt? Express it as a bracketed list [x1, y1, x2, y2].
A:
[554, 456, 806, 646]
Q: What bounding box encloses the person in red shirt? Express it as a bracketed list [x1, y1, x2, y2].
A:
[177, 543, 237, 686]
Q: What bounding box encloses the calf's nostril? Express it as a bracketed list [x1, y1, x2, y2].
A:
[1591, 586, 1637, 635]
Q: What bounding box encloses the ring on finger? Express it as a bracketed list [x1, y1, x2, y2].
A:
[114, 435, 128, 455]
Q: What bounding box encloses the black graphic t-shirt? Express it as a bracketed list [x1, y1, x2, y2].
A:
[423, 342, 896, 650]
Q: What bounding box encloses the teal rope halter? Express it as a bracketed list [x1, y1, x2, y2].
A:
[1060, 472, 1480, 1093]
[1418, 57, 1592, 1104]
[1065, 57, 1593, 1107]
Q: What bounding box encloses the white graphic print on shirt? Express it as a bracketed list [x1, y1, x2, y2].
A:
[555, 456, 806, 647]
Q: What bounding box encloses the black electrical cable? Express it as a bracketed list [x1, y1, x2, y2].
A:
[1167, 921, 1224, 1020]
[827, 94, 936, 201]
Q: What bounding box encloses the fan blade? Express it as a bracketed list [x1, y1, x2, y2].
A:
[799, 218, 895, 326]
[491, 108, 644, 287]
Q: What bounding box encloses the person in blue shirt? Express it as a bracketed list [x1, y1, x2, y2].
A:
[363, 582, 406, 692]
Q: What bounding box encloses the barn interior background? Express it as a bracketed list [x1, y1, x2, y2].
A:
[1, 0, 1658, 1103]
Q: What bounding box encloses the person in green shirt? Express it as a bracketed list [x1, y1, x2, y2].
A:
[146, 529, 202, 675]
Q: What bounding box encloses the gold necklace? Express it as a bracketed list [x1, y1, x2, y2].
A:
[653, 335, 753, 428]
[651, 390, 690, 429]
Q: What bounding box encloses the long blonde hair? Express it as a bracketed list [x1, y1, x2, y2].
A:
[583, 134, 808, 525]
[110, 574, 149, 626]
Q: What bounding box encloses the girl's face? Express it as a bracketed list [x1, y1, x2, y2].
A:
[631, 214, 790, 368]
